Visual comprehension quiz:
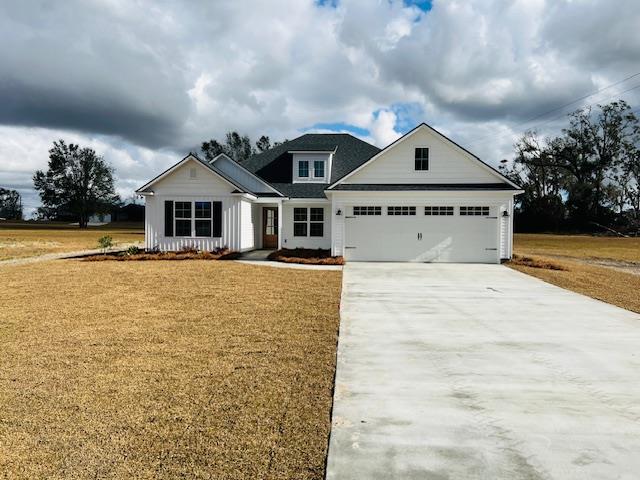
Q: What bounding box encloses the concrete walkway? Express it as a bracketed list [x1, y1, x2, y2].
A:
[326, 263, 640, 480]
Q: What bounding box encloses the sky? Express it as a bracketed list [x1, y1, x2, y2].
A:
[1, 0, 640, 217]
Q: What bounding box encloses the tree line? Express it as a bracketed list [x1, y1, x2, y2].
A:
[500, 100, 640, 234]
[27, 132, 280, 228]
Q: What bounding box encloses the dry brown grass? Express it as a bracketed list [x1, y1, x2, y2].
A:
[509, 256, 640, 313]
[267, 248, 345, 265]
[509, 254, 566, 271]
[0, 222, 144, 260]
[514, 233, 640, 263]
[0, 260, 342, 479]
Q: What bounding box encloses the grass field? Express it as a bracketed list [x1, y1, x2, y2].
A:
[0, 260, 342, 479]
[0, 222, 144, 260]
[511, 234, 640, 313]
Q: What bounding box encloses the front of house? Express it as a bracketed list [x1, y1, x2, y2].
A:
[136, 123, 522, 263]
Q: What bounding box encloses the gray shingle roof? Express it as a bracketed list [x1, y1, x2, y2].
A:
[241, 133, 381, 198]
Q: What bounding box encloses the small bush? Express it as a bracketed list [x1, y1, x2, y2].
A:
[97, 235, 113, 253]
[125, 245, 141, 256]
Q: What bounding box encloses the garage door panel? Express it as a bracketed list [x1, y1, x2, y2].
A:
[344, 211, 497, 263]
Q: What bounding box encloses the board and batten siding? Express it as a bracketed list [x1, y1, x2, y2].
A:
[143, 158, 243, 251]
[344, 127, 499, 184]
[330, 191, 513, 259]
[240, 199, 256, 251]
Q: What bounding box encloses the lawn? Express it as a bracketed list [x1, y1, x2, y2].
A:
[514, 233, 640, 263]
[0, 260, 342, 479]
[511, 233, 640, 313]
[0, 222, 144, 260]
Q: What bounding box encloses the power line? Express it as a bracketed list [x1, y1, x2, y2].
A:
[465, 81, 640, 148]
[466, 71, 640, 145]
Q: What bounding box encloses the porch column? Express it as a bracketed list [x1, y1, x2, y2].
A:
[277, 200, 283, 250]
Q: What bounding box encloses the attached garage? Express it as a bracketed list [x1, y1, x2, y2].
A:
[342, 203, 500, 263]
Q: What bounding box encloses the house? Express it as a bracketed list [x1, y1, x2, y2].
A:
[136, 123, 522, 263]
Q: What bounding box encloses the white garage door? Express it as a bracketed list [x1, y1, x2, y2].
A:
[344, 205, 498, 263]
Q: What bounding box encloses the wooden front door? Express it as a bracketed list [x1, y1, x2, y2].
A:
[262, 207, 278, 249]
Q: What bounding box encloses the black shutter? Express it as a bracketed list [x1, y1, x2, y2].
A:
[164, 200, 174, 237]
[212, 201, 222, 237]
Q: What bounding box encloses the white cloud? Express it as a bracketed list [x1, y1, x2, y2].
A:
[1, 0, 639, 213]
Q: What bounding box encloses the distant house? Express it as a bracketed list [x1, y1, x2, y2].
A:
[136, 123, 522, 263]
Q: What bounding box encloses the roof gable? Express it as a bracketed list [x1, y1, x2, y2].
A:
[242, 133, 380, 197]
[328, 123, 519, 189]
[136, 154, 247, 194]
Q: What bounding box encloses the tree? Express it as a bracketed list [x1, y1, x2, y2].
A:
[201, 131, 255, 163]
[0, 187, 23, 220]
[507, 101, 640, 231]
[255, 135, 271, 152]
[33, 140, 120, 228]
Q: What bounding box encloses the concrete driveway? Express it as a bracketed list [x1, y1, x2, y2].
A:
[326, 263, 640, 480]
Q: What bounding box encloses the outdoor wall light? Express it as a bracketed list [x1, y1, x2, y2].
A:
[502, 210, 510, 217]
[336, 208, 342, 216]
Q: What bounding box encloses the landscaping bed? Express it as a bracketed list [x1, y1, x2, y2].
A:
[267, 248, 345, 265]
[83, 247, 241, 261]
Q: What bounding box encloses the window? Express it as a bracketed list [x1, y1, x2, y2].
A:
[293, 207, 325, 237]
[293, 207, 307, 236]
[353, 206, 381, 216]
[298, 160, 309, 178]
[387, 206, 416, 216]
[195, 201, 212, 237]
[415, 147, 429, 170]
[425, 206, 454, 216]
[310, 208, 324, 237]
[175, 201, 191, 236]
[173, 201, 216, 237]
[460, 206, 490, 216]
[314, 160, 325, 178]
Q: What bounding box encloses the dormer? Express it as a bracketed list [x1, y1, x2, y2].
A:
[291, 150, 335, 183]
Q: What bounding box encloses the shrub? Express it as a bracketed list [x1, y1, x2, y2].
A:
[97, 235, 113, 253]
[125, 245, 141, 256]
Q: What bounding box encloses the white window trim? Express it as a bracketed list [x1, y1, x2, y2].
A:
[174, 200, 214, 238]
[293, 207, 325, 237]
[292, 154, 330, 183]
[414, 145, 430, 172]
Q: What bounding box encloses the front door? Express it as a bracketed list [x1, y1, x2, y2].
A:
[263, 207, 278, 249]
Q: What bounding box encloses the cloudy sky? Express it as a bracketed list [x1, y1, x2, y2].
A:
[1, 0, 640, 216]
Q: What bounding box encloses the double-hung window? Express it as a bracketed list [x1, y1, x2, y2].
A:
[175, 202, 192, 236]
[298, 160, 309, 178]
[293, 207, 324, 237]
[415, 147, 429, 171]
[173, 201, 216, 237]
[314, 160, 325, 178]
[195, 201, 212, 236]
[293, 208, 308, 236]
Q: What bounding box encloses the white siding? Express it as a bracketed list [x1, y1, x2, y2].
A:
[344, 127, 499, 184]
[240, 199, 256, 251]
[143, 158, 244, 252]
[213, 156, 275, 193]
[252, 204, 262, 249]
[281, 202, 331, 250]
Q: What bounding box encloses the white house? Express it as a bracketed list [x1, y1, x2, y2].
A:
[136, 123, 522, 263]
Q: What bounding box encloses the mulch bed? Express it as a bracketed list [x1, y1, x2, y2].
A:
[83, 247, 241, 261]
[267, 248, 345, 265]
